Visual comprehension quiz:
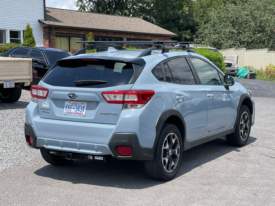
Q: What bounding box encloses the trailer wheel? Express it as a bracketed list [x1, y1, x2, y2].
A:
[0, 87, 22, 103]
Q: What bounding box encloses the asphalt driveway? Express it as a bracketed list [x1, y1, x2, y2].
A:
[0, 80, 274, 205]
[236, 78, 275, 98]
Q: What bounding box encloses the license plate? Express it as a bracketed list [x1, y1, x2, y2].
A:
[4, 81, 15, 88]
[64, 101, 87, 116]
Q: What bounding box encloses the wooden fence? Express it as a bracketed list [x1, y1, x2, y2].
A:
[220, 48, 275, 69]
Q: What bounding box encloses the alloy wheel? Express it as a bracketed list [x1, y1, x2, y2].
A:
[240, 111, 250, 141]
[162, 133, 180, 173]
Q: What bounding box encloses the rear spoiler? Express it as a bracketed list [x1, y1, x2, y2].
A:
[56, 56, 146, 66]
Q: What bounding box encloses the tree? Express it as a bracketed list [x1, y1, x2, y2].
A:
[149, 0, 196, 41]
[22, 23, 36, 47]
[193, 0, 224, 25]
[196, 0, 275, 50]
[76, 0, 196, 41]
[76, 0, 153, 18]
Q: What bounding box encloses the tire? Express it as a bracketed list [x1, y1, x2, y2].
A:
[0, 87, 22, 103]
[40, 148, 73, 166]
[226, 105, 251, 146]
[144, 123, 183, 181]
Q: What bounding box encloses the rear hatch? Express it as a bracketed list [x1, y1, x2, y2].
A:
[38, 58, 138, 125]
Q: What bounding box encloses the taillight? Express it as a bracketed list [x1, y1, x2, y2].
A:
[31, 85, 49, 103]
[33, 69, 37, 77]
[102, 90, 155, 109]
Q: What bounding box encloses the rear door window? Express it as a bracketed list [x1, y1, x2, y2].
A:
[43, 59, 134, 88]
[29, 50, 46, 64]
[166, 57, 196, 85]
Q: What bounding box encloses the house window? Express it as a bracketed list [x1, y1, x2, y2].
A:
[94, 36, 123, 41]
[0, 30, 6, 44]
[10, 31, 21, 44]
[55, 34, 84, 53]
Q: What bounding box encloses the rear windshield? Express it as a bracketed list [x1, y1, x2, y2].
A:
[43, 59, 134, 88]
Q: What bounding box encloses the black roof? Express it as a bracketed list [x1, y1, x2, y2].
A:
[12, 46, 68, 53]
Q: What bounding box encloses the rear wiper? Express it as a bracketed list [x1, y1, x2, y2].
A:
[74, 80, 107, 86]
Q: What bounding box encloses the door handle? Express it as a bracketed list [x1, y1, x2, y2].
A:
[176, 95, 184, 102]
[207, 94, 214, 98]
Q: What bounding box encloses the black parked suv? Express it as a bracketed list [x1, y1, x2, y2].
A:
[1, 47, 72, 85]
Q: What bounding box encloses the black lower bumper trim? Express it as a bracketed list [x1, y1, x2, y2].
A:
[25, 123, 39, 149]
[108, 133, 154, 161]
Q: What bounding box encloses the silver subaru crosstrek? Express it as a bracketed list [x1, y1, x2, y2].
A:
[25, 41, 255, 181]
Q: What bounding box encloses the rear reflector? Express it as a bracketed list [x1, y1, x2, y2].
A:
[31, 85, 49, 103]
[28, 136, 33, 145]
[116, 146, 132, 156]
[102, 90, 155, 109]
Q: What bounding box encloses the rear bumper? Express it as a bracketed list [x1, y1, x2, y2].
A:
[25, 123, 154, 160]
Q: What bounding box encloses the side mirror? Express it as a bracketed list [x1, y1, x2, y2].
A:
[224, 75, 235, 87]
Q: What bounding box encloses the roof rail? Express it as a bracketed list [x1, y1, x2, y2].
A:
[76, 40, 177, 45]
[74, 41, 200, 57]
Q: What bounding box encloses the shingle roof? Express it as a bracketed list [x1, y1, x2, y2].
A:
[39, 7, 177, 37]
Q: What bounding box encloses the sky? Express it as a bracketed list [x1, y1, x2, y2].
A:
[46, 0, 78, 10]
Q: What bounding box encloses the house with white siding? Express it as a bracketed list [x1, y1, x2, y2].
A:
[0, 0, 176, 53]
[0, 0, 45, 46]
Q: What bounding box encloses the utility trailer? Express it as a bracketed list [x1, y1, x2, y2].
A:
[0, 57, 32, 103]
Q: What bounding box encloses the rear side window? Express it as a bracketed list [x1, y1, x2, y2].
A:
[43, 59, 134, 88]
[166, 58, 196, 85]
[163, 62, 173, 83]
[152, 63, 164, 81]
[152, 62, 173, 82]
[10, 48, 29, 57]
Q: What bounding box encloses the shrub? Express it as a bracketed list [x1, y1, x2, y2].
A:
[22, 23, 36, 47]
[86, 32, 96, 54]
[0, 43, 21, 55]
[244, 64, 275, 81]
